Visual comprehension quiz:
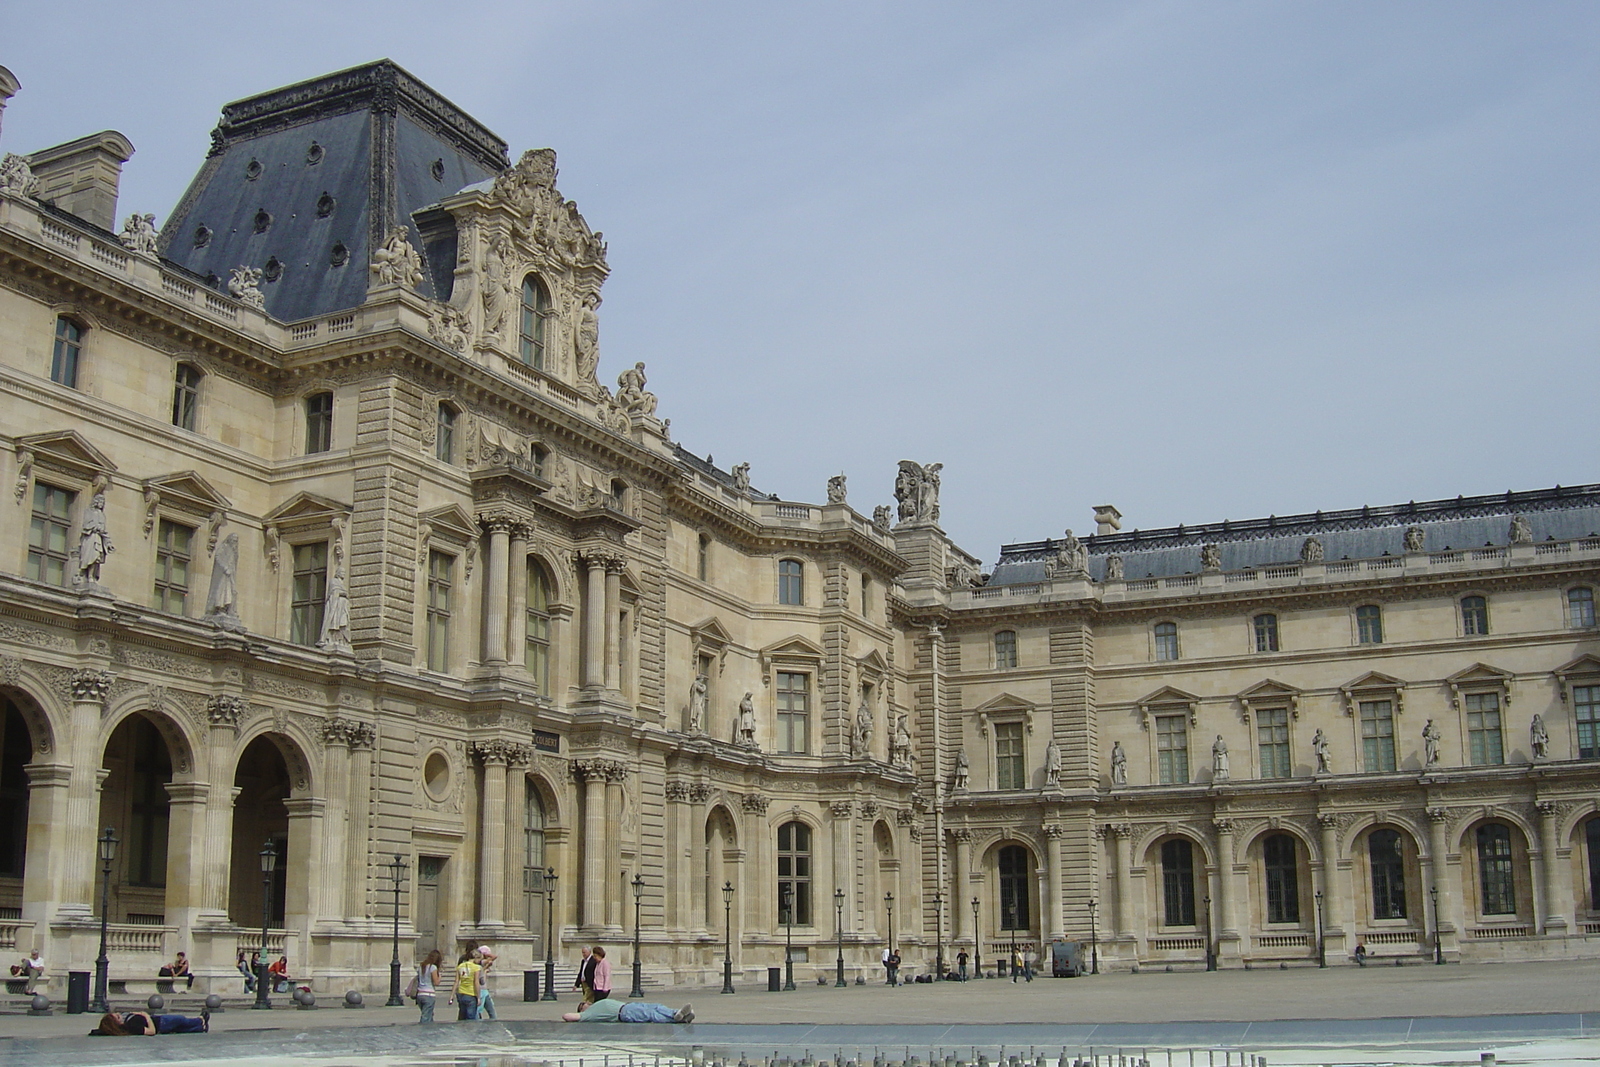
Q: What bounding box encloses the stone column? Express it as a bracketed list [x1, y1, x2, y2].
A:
[739, 794, 769, 948]
[163, 781, 210, 938]
[1314, 814, 1343, 935]
[831, 800, 854, 934]
[1111, 823, 1134, 939]
[1426, 807, 1458, 944]
[343, 735, 375, 918]
[1043, 824, 1066, 940]
[21, 762, 72, 925]
[576, 762, 607, 929]
[689, 784, 711, 935]
[1537, 801, 1568, 934]
[605, 766, 626, 932]
[283, 796, 326, 971]
[604, 558, 624, 692]
[318, 721, 352, 921]
[507, 527, 529, 670]
[581, 555, 607, 688]
[61, 669, 115, 920]
[201, 696, 248, 921]
[1214, 819, 1238, 954]
[504, 748, 532, 930]
[482, 520, 511, 664]
[474, 741, 510, 928]
[950, 829, 971, 944]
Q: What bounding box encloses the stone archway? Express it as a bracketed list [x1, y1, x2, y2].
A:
[0, 695, 36, 913]
[229, 736, 290, 930]
[97, 711, 175, 923]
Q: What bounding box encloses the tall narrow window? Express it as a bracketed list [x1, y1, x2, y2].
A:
[994, 630, 1018, 670]
[26, 483, 75, 585]
[1161, 839, 1196, 926]
[1253, 613, 1279, 653]
[525, 562, 551, 694]
[126, 717, 172, 887]
[51, 317, 82, 387]
[519, 276, 549, 368]
[524, 784, 546, 929]
[697, 535, 710, 582]
[998, 845, 1031, 930]
[1257, 707, 1290, 778]
[778, 559, 803, 605]
[1576, 685, 1599, 759]
[1356, 605, 1384, 644]
[777, 821, 812, 925]
[1466, 692, 1504, 766]
[1156, 713, 1189, 784]
[153, 519, 194, 614]
[994, 722, 1025, 789]
[1476, 823, 1515, 916]
[426, 550, 453, 671]
[776, 671, 809, 753]
[1460, 596, 1489, 636]
[1571, 587, 1597, 628]
[1154, 622, 1179, 661]
[290, 542, 329, 645]
[1263, 833, 1300, 924]
[1587, 818, 1600, 911]
[304, 392, 333, 454]
[1368, 828, 1407, 919]
[860, 573, 871, 617]
[435, 403, 456, 463]
[172, 363, 202, 430]
[1360, 699, 1397, 772]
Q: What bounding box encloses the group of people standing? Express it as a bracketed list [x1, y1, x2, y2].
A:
[411, 944, 498, 1023]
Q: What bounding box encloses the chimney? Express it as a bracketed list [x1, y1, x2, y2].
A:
[0, 66, 19, 146]
[26, 130, 135, 231]
[1093, 504, 1122, 536]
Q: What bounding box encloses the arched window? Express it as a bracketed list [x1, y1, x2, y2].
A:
[994, 630, 1018, 669]
[525, 561, 551, 694]
[1160, 839, 1196, 926]
[778, 559, 803, 605]
[519, 276, 550, 368]
[777, 821, 811, 925]
[1253, 613, 1279, 653]
[172, 363, 202, 430]
[1368, 828, 1407, 919]
[51, 316, 83, 387]
[1154, 622, 1179, 661]
[1356, 604, 1384, 644]
[304, 391, 333, 454]
[1570, 587, 1596, 629]
[1460, 596, 1489, 636]
[1586, 818, 1600, 911]
[1263, 833, 1299, 924]
[998, 845, 1031, 930]
[435, 403, 457, 464]
[1476, 823, 1515, 915]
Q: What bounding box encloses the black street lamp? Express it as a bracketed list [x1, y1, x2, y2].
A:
[1087, 898, 1099, 975]
[1430, 885, 1443, 965]
[254, 840, 278, 1009]
[386, 853, 407, 1005]
[1005, 901, 1018, 981]
[970, 895, 980, 979]
[630, 873, 646, 998]
[541, 867, 559, 1000]
[781, 884, 795, 991]
[884, 891, 895, 986]
[931, 890, 944, 978]
[1314, 890, 1326, 969]
[833, 887, 846, 987]
[720, 881, 736, 994]
[90, 828, 117, 1013]
[1202, 895, 1215, 972]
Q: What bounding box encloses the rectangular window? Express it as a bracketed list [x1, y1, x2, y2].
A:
[153, 519, 194, 614]
[1461, 596, 1489, 636]
[1156, 714, 1189, 785]
[1357, 605, 1383, 644]
[995, 722, 1025, 789]
[994, 630, 1018, 670]
[776, 671, 809, 754]
[1263, 834, 1300, 924]
[525, 564, 551, 695]
[1257, 707, 1290, 778]
[1570, 587, 1596, 628]
[290, 542, 329, 646]
[426, 550, 453, 672]
[1154, 622, 1179, 661]
[1369, 829, 1408, 920]
[1466, 692, 1504, 766]
[777, 821, 812, 926]
[1477, 824, 1516, 916]
[778, 559, 803, 605]
[1253, 614, 1279, 653]
[1360, 699, 1397, 772]
[1576, 685, 1599, 759]
[26, 483, 75, 585]
[304, 392, 333, 454]
[51, 318, 82, 387]
[172, 364, 201, 431]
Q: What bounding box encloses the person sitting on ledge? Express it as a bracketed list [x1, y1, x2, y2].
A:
[93, 1010, 209, 1035]
[159, 951, 195, 989]
[562, 997, 695, 1024]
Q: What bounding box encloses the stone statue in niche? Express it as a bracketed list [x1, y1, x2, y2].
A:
[1312, 728, 1331, 774]
[370, 226, 425, 290]
[481, 234, 515, 341]
[616, 362, 657, 416]
[731, 463, 751, 494]
[119, 212, 160, 258]
[1104, 555, 1124, 582]
[687, 673, 708, 734]
[1211, 734, 1229, 780]
[1044, 738, 1061, 786]
[75, 491, 113, 586]
[1509, 514, 1533, 544]
[951, 748, 969, 792]
[319, 565, 352, 653]
[228, 265, 265, 310]
[827, 475, 847, 504]
[574, 291, 601, 388]
[852, 697, 872, 759]
[204, 533, 245, 632]
[1530, 713, 1549, 760]
[1404, 526, 1426, 553]
[1110, 740, 1127, 786]
[892, 713, 912, 768]
[894, 460, 942, 524]
[736, 692, 758, 749]
[1422, 719, 1442, 766]
[1300, 537, 1324, 563]
[872, 505, 892, 531]
[1200, 543, 1222, 571]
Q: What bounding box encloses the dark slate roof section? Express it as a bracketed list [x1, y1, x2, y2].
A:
[989, 484, 1600, 585]
[158, 60, 509, 322]
[673, 444, 764, 501]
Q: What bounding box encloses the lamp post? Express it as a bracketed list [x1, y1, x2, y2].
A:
[1202, 895, 1215, 972]
[970, 896, 980, 979]
[1006, 901, 1018, 981]
[884, 891, 895, 986]
[833, 887, 846, 987]
[1315, 890, 1326, 969]
[629, 873, 646, 997]
[542, 867, 559, 1000]
[90, 828, 117, 1013]
[1430, 885, 1443, 965]
[386, 853, 407, 1005]
[254, 840, 278, 1009]
[932, 890, 944, 979]
[1088, 898, 1099, 975]
[781, 884, 795, 991]
[720, 881, 736, 994]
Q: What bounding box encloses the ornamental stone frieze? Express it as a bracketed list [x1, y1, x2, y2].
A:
[1213, 818, 1236, 835]
[664, 780, 689, 802]
[688, 783, 714, 804]
[71, 669, 114, 704]
[1042, 824, 1065, 839]
[571, 757, 628, 782]
[859, 799, 879, 819]
[740, 793, 770, 815]
[830, 800, 854, 818]
[472, 738, 533, 765]
[322, 717, 376, 749]
[207, 694, 246, 728]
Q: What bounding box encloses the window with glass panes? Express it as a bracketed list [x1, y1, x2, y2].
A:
[304, 392, 333, 453]
[426, 550, 453, 671]
[1476, 823, 1515, 915]
[1161, 838, 1196, 926]
[1263, 833, 1300, 923]
[290, 542, 329, 645]
[995, 722, 1025, 789]
[994, 630, 1018, 669]
[1360, 699, 1397, 772]
[51, 317, 82, 387]
[1254, 613, 1279, 653]
[778, 559, 803, 605]
[1466, 692, 1504, 765]
[525, 563, 551, 694]
[777, 821, 812, 925]
[1587, 819, 1600, 911]
[1156, 713, 1189, 784]
[1154, 622, 1179, 661]
[999, 845, 1031, 930]
[1357, 605, 1383, 644]
[172, 364, 201, 430]
[1368, 828, 1407, 919]
[1460, 596, 1489, 635]
[1576, 686, 1599, 759]
[776, 671, 809, 753]
[1571, 587, 1596, 628]
[26, 483, 75, 585]
[524, 784, 546, 929]
[153, 519, 194, 614]
[126, 716, 172, 887]
[520, 276, 549, 368]
[436, 404, 456, 463]
[1257, 707, 1290, 778]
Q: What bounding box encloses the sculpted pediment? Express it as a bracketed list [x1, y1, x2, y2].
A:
[760, 635, 825, 660]
[972, 691, 1036, 736]
[263, 492, 351, 534]
[143, 471, 231, 514]
[1236, 679, 1301, 722]
[419, 504, 478, 546]
[16, 429, 117, 484]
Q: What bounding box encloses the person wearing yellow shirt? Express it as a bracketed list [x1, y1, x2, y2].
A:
[454, 951, 482, 1019]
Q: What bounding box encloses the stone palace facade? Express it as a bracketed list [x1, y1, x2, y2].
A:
[0, 61, 1595, 993]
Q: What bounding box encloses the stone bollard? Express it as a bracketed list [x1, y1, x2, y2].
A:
[27, 993, 51, 1016]
[344, 990, 364, 1008]
[296, 989, 317, 1009]
[1480, 1056, 1495, 1067]
[205, 993, 224, 1013]
[147, 994, 165, 1012]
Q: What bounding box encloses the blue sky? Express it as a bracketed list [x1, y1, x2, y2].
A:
[4, 2, 1595, 564]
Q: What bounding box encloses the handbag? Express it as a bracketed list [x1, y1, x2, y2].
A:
[403, 972, 419, 999]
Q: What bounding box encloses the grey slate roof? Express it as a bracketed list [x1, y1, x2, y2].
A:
[159, 60, 509, 322]
[989, 484, 1600, 585]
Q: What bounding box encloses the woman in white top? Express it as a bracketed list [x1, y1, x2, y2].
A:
[416, 949, 442, 1023]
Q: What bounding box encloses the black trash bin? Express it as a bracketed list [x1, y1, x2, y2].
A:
[66, 971, 89, 1015]
[767, 966, 782, 991]
[523, 970, 540, 1002]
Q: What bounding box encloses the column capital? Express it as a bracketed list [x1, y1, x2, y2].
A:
[1316, 813, 1340, 830]
[688, 783, 714, 804]
[71, 668, 114, 704]
[207, 693, 246, 728]
[322, 717, 375, 749]
[665, 780, 690, 802]
[831, 799, 855, 818]
[1427, 806, 1451, 824]
[1109, 822, 1133, 839]
[1213, 818, 1236, 835]
[740, 792, 770, 815]
[1536, 800, 1558, 817]
[950, 827, 973, 842]
[477, 514, 516, 535]
[572, 757, 628, 782]
[1041, 824, 1065, 839]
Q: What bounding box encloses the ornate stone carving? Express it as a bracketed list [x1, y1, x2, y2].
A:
[894, 460, 942, 524]
[318, 566, 352, 653]
[1104, 555, 1124, 582]
[12, 448, 32, 503]
[871, 505, 892, 531]
[1046, 529, 1088, 579]
[826, 475, 847, 505]
[1110, 740, 1128, 785]
[951, 747, 969, 792]
[472, 738, 533, 765]
[831, 800, 854, 818]
[687, 673, 708, 734]
[1426, 806, 1450, 824]
[615, 362, 656, 416]
[1109, 822, 1133, 839]
[665, 780, 690, 802]
[859, 799, 879, 818]
[572, 757, 628, 782]
[1300, 537, 1324, 563]
[1213, 818, 1236, 835]
[906, 823, 922, 842]
[1041, 824, 1065, 838]
[1404, 526, 1426, 553]
[75, 491, 113, 586]
[0, 153, 38, 198]
[428, 301, 469, 352]
[71, 669, 113, 703]
[731, 462, 751, 494]
[263, 524, 281, 571]
[1509, 514, 1533, 544]
[688, 783, 713, 804]
[895, 808, 915, 825]
[0, 656, 20, 687]
[207, 693, 245, 727]
[370, 226, 424, 289]
[890, 712, 912, 768]
[1200, 543, 1221, 571]
[119, 212, 160, 258]
[227, 266, 265, 310]
[740, 793, 770, 815]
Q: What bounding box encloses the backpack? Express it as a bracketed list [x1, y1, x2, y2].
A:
[403, 972, 419, 999]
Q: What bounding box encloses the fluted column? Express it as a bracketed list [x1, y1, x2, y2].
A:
[507, 526, 529, 670]
[62, 669, 115, 919]
[1214, 819, 1237, 950]
[576, 762, 608, 928]
[1111, 823, 1133, 938]
[605, 768, 626, 931]
[283, 796, 326, 970]
[475, 741, 511, 927]
[604, 558, 624, 691]
[1537, 801, 1568, 933]
[503, 748, 531, 929]
[581, 555, 607, 688]
[1043, 824, 1065, 940]
[689, 784, 711, 934]
[482, 519, 511, 664]
[832, 800, 854, 932]
[950, 829, 971, 944]
[1426, 807, 1457, 941]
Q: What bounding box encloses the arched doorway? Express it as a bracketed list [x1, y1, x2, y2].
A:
[229, 737, 289, 930]
[97, 712, 174, 923]
[0, 697, 33, 916]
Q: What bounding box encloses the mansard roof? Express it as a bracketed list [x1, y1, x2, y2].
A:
[989, 483, 1600, 585]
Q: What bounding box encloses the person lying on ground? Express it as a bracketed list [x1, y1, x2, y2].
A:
[561, 997, 694, 1023]
[92, 1010, 209, 1035]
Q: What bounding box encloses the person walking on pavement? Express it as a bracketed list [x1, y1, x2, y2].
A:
[454, 950, 481, 1020]
[414, 949, 441, 1023]
[574, 945, 596, 1007]
[956, 949, 969, 981]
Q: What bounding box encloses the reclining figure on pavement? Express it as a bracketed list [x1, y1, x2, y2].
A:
[562, 997, 695, 1023]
